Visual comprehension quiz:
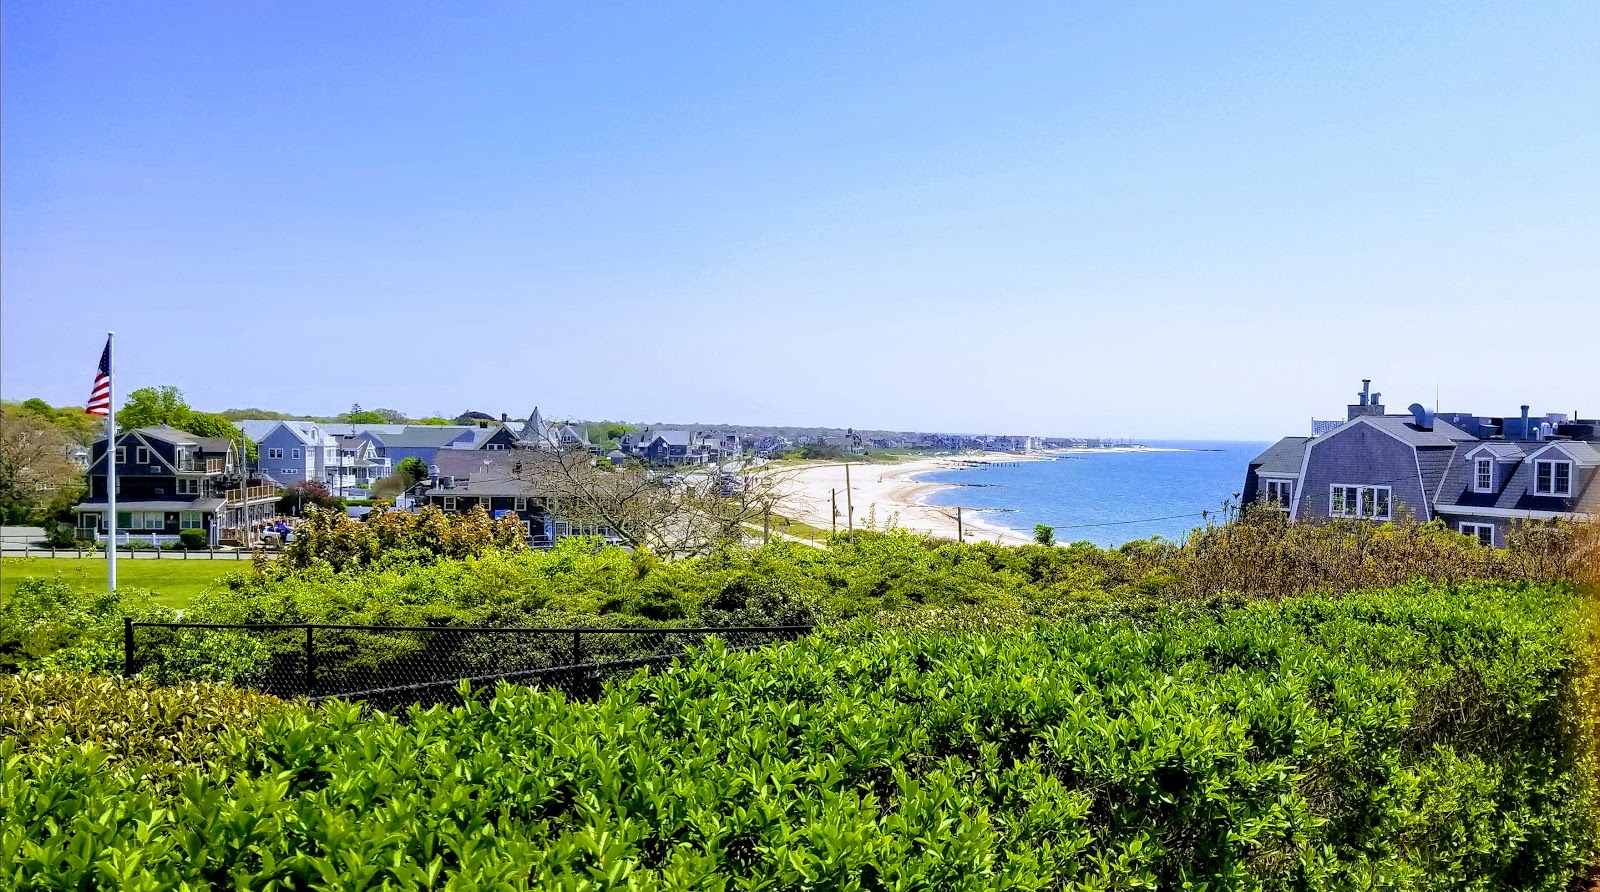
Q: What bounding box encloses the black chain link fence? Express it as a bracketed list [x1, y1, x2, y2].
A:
[124, 620, 811, 710]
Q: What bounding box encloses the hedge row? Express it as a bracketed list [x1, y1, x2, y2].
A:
[5, 580, 1597, 890]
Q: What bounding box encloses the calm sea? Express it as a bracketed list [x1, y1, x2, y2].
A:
[917, 441, 1270, 547]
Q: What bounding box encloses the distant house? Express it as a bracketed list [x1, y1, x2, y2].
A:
[316, 421, 521, 472]
[236, 420, 335, 487]
[635, 430, 696, 465]
[422, 451, 613, 545]
[73, 425, 279, 544]
[1244, 380, 1599, 546]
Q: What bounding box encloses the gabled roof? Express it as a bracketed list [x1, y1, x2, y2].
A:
[1465, 442, 1531, 461]
[645, 430, 693, 447]
[137, 425, 203, 445]
[1249, 437, 1310, 476]
[520, 407, 552, 444]
[1526, 440, 1600, 466]
[1345, 415, 1477, 448]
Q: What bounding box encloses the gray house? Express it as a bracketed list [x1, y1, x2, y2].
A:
[1244, 380, 1598, 546]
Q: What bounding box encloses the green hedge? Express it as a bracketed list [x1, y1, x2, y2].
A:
[4, 581, 1596, 889]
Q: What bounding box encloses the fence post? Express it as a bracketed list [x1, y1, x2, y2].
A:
[572, 629, 581, 666]
[123, 618, 134, 677]
[304, 626, 315, 697]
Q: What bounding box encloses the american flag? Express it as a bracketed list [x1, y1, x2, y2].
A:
[86, 338, 112, 417]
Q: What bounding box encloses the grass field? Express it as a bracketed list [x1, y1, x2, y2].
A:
[0, 558, 244, 608]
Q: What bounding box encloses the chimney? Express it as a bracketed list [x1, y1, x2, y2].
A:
[1519, 405, 1531, 440]
[1348, 379, 1385, 420]
[1360, 379, 1371, 406]
[501, 412, 509, 423]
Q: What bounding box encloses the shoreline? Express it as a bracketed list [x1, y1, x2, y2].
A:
[774, 446, 1185, 545]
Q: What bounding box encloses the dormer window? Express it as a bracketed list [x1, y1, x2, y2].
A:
[1534, 460, 1573, 497]
[1474, 459, 1494, 493]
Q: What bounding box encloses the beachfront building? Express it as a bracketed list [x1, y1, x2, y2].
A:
[73, 425, 280, 545]
[422, 451, 616, 546]
[236, 420, 337, 486]
[1243, 380, 1600, 545]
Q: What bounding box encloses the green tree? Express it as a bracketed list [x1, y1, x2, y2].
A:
[1033, 524, 1056, 546]
[117, 386, 189, 429]
[414, 417, 453, 425]
[179, 412, 258, 462]
[396, 457, 429, 485]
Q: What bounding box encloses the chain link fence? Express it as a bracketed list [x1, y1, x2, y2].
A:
[124, 620, 811, 709]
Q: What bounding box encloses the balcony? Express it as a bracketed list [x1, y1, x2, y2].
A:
[176, 458, 226, 473]
[222, 484, 279, 505]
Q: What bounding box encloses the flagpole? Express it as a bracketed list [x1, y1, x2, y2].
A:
[106, 331, 117, 592]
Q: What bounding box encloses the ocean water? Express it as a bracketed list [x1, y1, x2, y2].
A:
[917, 441, 1270, 547]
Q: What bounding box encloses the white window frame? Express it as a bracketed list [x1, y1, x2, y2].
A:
[179, 512, 204, 530]
[1459, 522, 1494, 547]
[1534, 460, 1573, 496]
[115, 446, 127, 464]
[136, 446, 151, 464]
[1474, 459, 1493, 493]
[442, 496, 456, 511]
[292, 448, 301, 459]
[514, 497, 527, 511]
[176, 478, 198, 495]
[1330, 484, 1392, 520]
[1262, 479, 1293, 508]
[281, 468, 297, 475]
[267, 448, 284, 460]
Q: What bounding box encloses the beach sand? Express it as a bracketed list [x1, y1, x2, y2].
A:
[771, 452, 1046, 545]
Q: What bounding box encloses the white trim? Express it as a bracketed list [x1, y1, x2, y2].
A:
[136, 446, 151, 465]
[1330, 483, 1392, 520]
[1434, 504, 1591, 520]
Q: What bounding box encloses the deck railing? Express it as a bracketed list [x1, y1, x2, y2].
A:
[223, 484, 279, 504]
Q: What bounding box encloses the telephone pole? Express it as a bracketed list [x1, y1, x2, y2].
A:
[831, 489, 837, 536]
[844, 463, 854, 542]
[957, 506, 963, 543]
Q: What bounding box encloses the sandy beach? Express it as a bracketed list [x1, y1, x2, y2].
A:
[769, 452, 1046, 545]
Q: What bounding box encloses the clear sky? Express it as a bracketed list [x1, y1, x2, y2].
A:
[3, 2, 1596, 439]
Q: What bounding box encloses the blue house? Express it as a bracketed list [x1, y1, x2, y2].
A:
[235, 420, 335, 488]
[1243, 381, 1600, 546]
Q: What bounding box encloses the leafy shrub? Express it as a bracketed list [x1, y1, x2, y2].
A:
[280, 503, 526, 572]
[0, 672, 287, 788]
[178, 529, 207, 550]
[4, 582, 1596, 889]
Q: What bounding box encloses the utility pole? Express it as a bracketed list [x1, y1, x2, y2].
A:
[831, 489, 837, 536]
[763, 507, 770, 545]
[844, 463, 854, 542]
[238, 423, 250, 548]
[957, 506, 963, 543]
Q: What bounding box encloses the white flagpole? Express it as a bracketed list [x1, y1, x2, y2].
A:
[106, 331, 117, 592]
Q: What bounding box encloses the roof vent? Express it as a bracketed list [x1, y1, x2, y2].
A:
[1407, 403, 1435, 431]
[440, 476, 456, 489]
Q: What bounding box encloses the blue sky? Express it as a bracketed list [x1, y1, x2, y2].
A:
[3, 2, 1596, 439]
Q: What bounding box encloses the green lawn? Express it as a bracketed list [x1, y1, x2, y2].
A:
[0, 557, 246, 609]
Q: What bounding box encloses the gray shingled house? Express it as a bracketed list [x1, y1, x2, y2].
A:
[1242, 381, 1598, 546]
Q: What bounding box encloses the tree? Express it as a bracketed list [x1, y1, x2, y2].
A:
[396, 457, 429, 485]
[117, 386, 189, 429]
[374, 408, 408, 424]
[415, 417, 453, 426]
[0, 409, 84, 523]
[514, 446, 798, 557]
[345, 411, 388, 424]
[278, 480, 340, 516]
[1033, 524, 1056, 546]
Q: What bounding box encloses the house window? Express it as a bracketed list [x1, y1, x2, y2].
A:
[115, 446, 126, 464]
[1534, 460, 1573, 496]
[1475, 459, 1493, 492]
[116, 512, 132, 529]
[177, 479, 198, 495]
[180, 512, 204, 530]
[514, 497, 527, 511]
[292, 448, 301, 459]
[1262, 480, 1293, 508]
[1459, 522, 1494, 547]
[326, 448, 336, 461]
[267, 448, 284, 460]
[136, 446, 151, 464]
[281, 468, 297, 475]
[442, 496, 456, 511]
[1330, 484, 1391, 520]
